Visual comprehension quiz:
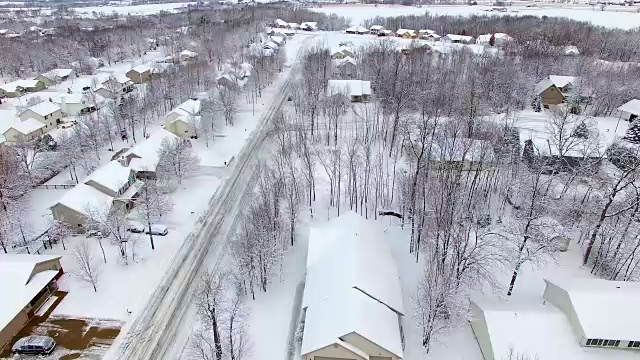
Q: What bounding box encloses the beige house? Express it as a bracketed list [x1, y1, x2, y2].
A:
[51, 183, 114, 230]
[126, 65, 152, 84]
[534, 75, 577, 108]
[35, 68, 76, 86]
[84, 160, 140, 210]
[164, 99, 202, 139]
[302, 211, 404, 360]
[0, 79, 46, 98]
[0, 255, 64, 350]
[100, 74, 135, 97]
[51, 93, 104, 116]
[618, 99, 640, 122]
[2, 118, 45, 143]
[18, 101, 63, 131]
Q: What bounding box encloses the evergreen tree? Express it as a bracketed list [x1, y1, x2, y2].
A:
[532, 96, 541, 112]
[624, 120, 640, 144]
[522, 139, 536, 166]
[572, 121, 589, 139]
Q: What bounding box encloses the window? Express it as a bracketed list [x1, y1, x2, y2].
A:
[615, 340, 620, 347]
[597, 339, 603, 346]
[586, 339, 593, 346]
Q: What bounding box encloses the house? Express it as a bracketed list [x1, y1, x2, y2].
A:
[534, 75, 578, 108]
[523, 137, 602, 174]
[335, 56, 357, 78]
[564, 46, 580, 56]
[618, 99, 640, 122]
[35, 68, 76, 86]
[0, 79, 46, 98]
[301, 211, 405, 360]
[443, 34, 475, 44]
[327, 79, 372, 103]
[423, 33, 441, 42]
[427, 137, 495, 171]
[84, 160, 140, 210]
[270, 35, 286, 47]
[19, 101, 63, 131]
[119, 129, 179, 179]
[263, 41, 280, 51]
[469, 295, 640, 360]
[51, 93, 104, 116]
[300, 22, 318, 31]
[125, 64, 152, 84]
[345, 25, 368, 35]
[476, 33, 513, 46]
[179, 50, 198, 62]
[331, 46, 355, 59]
[0, 255, 64, 350]
[418, 29, 436, 36]
[370, 24, 385, 35]
[217, 74, 244, 89]
[164, 99, 202, 139]
[543, 277, 640, 350]
[2, 119, 45, 143]
[396, 28, 417, 38]
[288, 22, 300, 30]
[274, 18, 289, 28]
[51, 183, 114, 230]
[101, 73, 135, 96]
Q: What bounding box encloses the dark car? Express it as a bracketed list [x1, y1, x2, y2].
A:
[12, 335, 56, 355]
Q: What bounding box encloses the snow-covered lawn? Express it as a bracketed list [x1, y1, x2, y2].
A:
[312, 4, 640, 29]
[71, 2, 197, 17]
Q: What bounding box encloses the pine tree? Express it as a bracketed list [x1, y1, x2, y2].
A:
[532, 96, 541, 112]
[572, 121, 589, 139]
[624, 120, 640, 144]
[523, 139, 536, 166]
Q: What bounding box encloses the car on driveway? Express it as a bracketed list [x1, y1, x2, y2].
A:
[12, 335, 56, 355]
[127, 222, 146, 233]
[145, 224, 168, 236]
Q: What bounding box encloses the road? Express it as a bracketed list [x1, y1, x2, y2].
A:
[105, 45, 302, 360]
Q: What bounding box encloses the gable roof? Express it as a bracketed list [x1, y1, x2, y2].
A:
[22, 101, 61, 117]
[53, 183, 114, 216]
[618, 99, 640, 116]
[301, 289, 403, 358]
[336, 56, 357, 67]
[0, 255, 61, 338]
[535, 78, 556, 95]
[445, 34, 474, 42]
[0, 79, 42, 92]
[124, 129, 178, 172]
[129, 64, 152, 74]
[40, 68, 74, 80]
[327, 80, 372, 98]
[549, 75, 576, 89]
[84, 160, 132, 194]
[9, 118, 45, 135]
[346, 25, 368, 33]
[304, 211, 404, 315]
[544, 277, 640, 341]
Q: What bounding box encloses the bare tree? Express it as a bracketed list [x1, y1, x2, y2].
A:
[73, 238, 101, 292]
[157, 138, 200, 186]
[194, 270, 228, 360]
[136, 181, 173, 250]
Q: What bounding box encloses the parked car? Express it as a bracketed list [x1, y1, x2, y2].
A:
[127, 223, 145, 233]
[12, 336, 56, 355]
[86, 230, 105, 238]
[145, 224, 168, 236]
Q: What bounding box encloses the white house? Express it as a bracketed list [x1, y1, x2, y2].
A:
[543, 277, 640, 350]
[301, 211, 404, 360]
[300, 22, 318, 31]
[370, 24, 385, 35]
[100, 73, 135, 96]
[327, 79, 372, 103]
[179, 50, 198, 62]
[476, 33, 513, 46]
[345, 25, 368, 35]
[51, 93, 105, 116]
[443, 34, 475, 44]
[18, 101, 63, 131]
[164, 99, 202, 138]
[618, 99, 640, 122]
[334, 56, 357, 78]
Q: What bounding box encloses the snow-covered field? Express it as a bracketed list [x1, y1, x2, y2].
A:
[312, 4, 640, 29]
[71, 2, 196, 17]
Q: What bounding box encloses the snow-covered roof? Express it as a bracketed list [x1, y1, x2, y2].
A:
[288, 22, 299, 28]
[336, 56, 357, 67]
[535, 78, 556, 95]
[0, 79, 42, 92]
[22, 101, 60, 117]
[52, 92, 105, 106]
[130, 64, 151, 74]
[346, 25, 368, 33]
[564, 46, 580, 56]
[618, 99, 640, 115]
[327, 80, 372, 98]
[471, 297, 639, 360]
[274, 18, 288, 27]
[445, 34, 474, 42]
[0, 255, 61, 337]
[84, 160, 132, 194]
[429, 137, 495, 163]
[544, 277, 640, 341]
[396, 28, 416, 36]
[549, 75, 576, 89]
[370, 25, 384, 30]
[264, 41, 279, 50]
[270, 35, 285, 45]
[300, 21, 318, 30]
[125, 129, 178, 172]
[54, 183, 114, 216]
[180, 49, 198, 58]
[301, 289, 403, 358]
[304, 211, 405, 315]
[419, 29, 436, 34]
[9, 118, 45, 135]
[40, 68, 74, 80]
[174, 99, 201, 116]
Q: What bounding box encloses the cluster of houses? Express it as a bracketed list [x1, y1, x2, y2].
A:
[345, 24, 513, 48]
[272, 18, 318, 32]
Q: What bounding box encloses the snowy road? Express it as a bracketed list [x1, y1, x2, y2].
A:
[104, 53, 301, 360]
